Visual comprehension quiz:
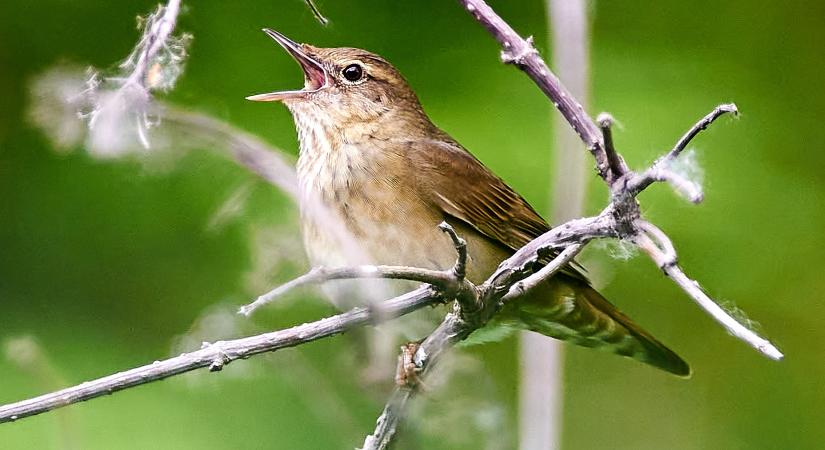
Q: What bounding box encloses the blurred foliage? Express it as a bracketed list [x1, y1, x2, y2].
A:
[1, 0, 824, 449]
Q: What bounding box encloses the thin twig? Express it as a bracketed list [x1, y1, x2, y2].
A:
[360, 384, 414, 450]
[502, 243, 585, 302]
[360, 318, 466, 449]
[241, 221, 474, 316]
[437, 222, 481, 313]
[438, 222, 467, 281]
[303, 0, 330, 26]
[239, 265, 458, 316]
[648, 167, 704, 203]
[628, 103, 739, 195]
[162, 105, 299, 198]
[634, 221, 782, 359]
[669, 103, 738, 160]
[457, 0, 615, 184]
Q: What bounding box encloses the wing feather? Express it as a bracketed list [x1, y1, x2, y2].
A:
[402, 137, 690, 376]
[407, 137, 585, 279]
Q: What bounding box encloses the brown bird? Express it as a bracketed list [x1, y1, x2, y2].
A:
[248, 29, 690, 377]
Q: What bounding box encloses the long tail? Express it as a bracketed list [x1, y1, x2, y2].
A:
[502, 275, 691, 377]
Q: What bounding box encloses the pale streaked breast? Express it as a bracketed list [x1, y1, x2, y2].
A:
[290, 103, 509, 286]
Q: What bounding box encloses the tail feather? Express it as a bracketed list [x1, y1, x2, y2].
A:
[502, 275, 691, 377]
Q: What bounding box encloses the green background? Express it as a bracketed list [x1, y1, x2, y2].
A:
[1, 0, 823, 448]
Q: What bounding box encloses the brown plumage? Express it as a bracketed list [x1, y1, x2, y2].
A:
[248, 29, 690, 377]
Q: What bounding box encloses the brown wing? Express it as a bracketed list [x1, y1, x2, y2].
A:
[404, 137, 690, 376]
[406, 137, 586, 279]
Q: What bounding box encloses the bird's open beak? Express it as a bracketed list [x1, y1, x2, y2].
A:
[246, 29, 328, 102]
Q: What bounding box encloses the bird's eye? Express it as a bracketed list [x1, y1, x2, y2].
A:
[341, 64, 364, 82]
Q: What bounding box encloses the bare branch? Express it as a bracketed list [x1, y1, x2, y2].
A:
[457, 0, 617, 184]
[628, 103, 738, 195]
[0, 208, 607, 428]
[502, 243, 585, 302]
[361, 315, 467, 450]
[669, 103, 738, 160]
[361, 234, 599, 448]
[438, 222, 483, 314]
[241, 221, 474, 316]
[634, 221, 783, 360]
[360, 378, 415, 450]
[81, 0, 189, 151]
[648, 166, 704, 204]
[0, 287, 441, 423]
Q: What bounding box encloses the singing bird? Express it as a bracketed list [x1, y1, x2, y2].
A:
[248, 29, 690, 376]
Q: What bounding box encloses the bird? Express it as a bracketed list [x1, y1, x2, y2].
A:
[247, 28, 690, 377]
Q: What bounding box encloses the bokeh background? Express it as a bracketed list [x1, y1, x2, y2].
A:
[1, 0, 823, 449]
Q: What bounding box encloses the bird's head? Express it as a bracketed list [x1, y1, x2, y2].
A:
[247, 29, 429, 129]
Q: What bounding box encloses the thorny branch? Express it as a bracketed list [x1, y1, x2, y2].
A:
[3, 0, 783, 448]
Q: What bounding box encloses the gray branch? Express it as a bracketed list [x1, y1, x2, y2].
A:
[0, 286, 440, 423]
[633, 221, 782, 359]
[458, 0, 614, 183]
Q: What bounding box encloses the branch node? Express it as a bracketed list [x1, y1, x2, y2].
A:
[205, 342, 231, 372]
[597, 112, 627, 179]
[500, 36, 538, 65]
